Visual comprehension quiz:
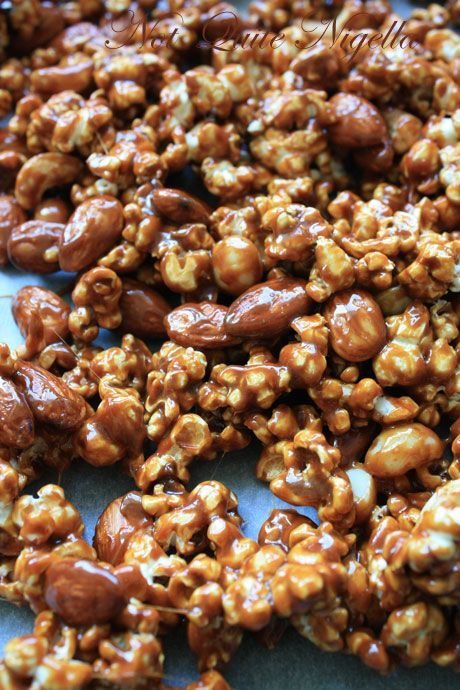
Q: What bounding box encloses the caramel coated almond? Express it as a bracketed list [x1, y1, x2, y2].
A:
[59, 195, 124, 272]
[0, 375, 34, 449]
[225, 278, 309, 338]
[14, 361, 86, 431]
[44, 558, 126, 626]
[166, 302, 240, 348]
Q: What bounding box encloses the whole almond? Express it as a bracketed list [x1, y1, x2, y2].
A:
[0, 195, 27, 266]
[34, 198, 71, 224]
[59, 195, 124, 272]
[94, 491, 151, 565]
[166, 302, 241, 348]
[44, 558, 126, 626]
[120, 279, 170, 339]
[13, 361, 86, 431]
[225, 278, 309, 338]
[328, 93, 388, 149]
[8, 221, 64, 273]
[0, 375, 34, 448]
[12, 286, 70, 349]
[152, 188, 211, 225]
[324, 289, 386, 362]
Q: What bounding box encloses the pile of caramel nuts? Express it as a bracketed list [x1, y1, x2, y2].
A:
[0, 0, 460, 687]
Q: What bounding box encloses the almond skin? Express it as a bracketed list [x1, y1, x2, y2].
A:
[59, 195, 124, 272]
[212, 237, 263, 296]
[225, 278, 309, 338]
[13, 361, 86, 431]
[0, 195, 27, 266]
[328, 93, 388, 149]
[0, 375, 34, 449]
[94, 491, 151, 565]
[120, 279, 170, 339]
[12, 286, 70, 345]
[8, 221, 64, 274]
[44, 558, 126, 626]
[151, 187, 211, 225]
[324, 289, 386, 362]
[166, 302, 241, 348]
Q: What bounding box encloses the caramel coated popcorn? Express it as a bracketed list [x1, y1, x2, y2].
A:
[1, 0, 460, 686]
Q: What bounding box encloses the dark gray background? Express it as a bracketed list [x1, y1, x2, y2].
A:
[1, 1, 458, 686]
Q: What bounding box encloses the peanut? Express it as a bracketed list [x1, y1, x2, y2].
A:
[364, 423, 444, 477]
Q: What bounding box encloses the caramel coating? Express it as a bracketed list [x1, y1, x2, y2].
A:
[0, 374, 34, 448]
[324, 290, 387, 362]
[364, 423, 444, 477]
[44, 558, 126, 626]
[225, 278, 309, 338]
[94, 492, 151, 566]
[13, 361, 86, 431]
[328, 93, 388, 149]
[14, 153, 83, 210]
[59, 195, 124, 272]
[8, 221, 64, 274]
[120, 278, 170, 339]
[152, 187, 211, 225]
[12, 285, 70, 357]
[166, 303, 241, 349]
[33, 198, 71, 224]
[0, 194, 27, 266]
[212, 237, 263, 296]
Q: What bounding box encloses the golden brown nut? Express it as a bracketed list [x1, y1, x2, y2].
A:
[44, 558, 126, 626]
[8, 221, 64, 274]
[364, 423, 444, 477]
[324, 290, 386, 362]
[30, 56, 94, 95]
[0, 374, 34, 448]
[328, 93, 388, 149]
[33, 198, 71, 224]
[12, 285, 70, 357]
[14, 153, 83, 210]
[225, 278, 309, 338]
[166, 303, 241, 349]
[13, 360, 86, 431]
[119, 279, 170, 340]
[59, 195, 124, 272]
[152, 187, 211, 225]
[94, 491, 151, 565]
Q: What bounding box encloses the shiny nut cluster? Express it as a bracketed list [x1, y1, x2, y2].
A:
[0, 0, 460, 687]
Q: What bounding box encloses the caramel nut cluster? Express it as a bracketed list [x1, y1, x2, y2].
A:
[1, 0, 460, 687]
